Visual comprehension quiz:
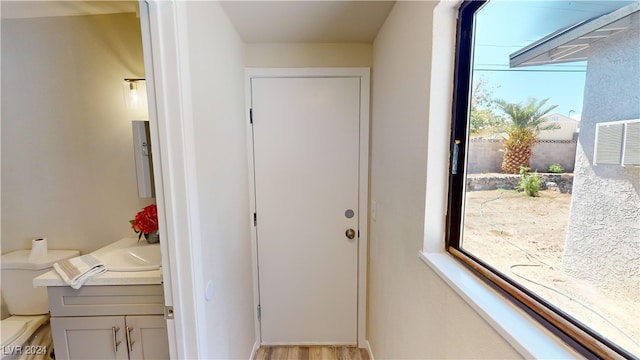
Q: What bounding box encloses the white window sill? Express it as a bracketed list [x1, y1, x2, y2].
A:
[419, 251, 579, 359]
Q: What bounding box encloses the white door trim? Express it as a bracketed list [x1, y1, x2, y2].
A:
[245, 67, 370, 347]
[140, 1, 206, 358]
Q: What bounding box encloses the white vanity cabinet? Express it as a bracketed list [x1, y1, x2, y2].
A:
[51, 315, 167, 360]
[48, 285, 169, 360]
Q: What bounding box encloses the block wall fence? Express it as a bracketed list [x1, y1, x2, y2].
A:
[467, 138, 577, 174]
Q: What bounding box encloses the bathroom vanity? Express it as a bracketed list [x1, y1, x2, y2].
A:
[33, 239, 169, 360]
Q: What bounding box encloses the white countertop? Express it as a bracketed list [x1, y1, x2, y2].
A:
[33, 238, 163, 287]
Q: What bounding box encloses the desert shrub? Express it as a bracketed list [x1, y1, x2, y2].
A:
[518, 166, 541, 197]
[547, 164, 564, 173]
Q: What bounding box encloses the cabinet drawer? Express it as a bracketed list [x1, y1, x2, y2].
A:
[48, 285, 164, 317]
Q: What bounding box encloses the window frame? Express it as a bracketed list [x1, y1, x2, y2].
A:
[445, 2, 636, 359]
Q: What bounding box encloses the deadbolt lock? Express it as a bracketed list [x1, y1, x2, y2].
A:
[345, 228, 356, 239]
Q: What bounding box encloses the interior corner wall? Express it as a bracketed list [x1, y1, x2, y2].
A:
[1, 13, 152, 255]
[368, 2, 521, 358]
[183, 2, 255, 358]
[245, 43, 372, 67]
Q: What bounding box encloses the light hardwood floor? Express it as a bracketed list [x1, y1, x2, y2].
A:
[254, 346, 370, 360]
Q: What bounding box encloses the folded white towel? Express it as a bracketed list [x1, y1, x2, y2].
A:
[53, 254, 107, 289]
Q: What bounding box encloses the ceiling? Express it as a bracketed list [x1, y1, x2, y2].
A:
[1, 1, 395, 44]
[1, 1, 138, 19]
[220, 1, 395, 43]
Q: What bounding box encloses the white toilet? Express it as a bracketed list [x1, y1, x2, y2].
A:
[1, 249, 78, 360]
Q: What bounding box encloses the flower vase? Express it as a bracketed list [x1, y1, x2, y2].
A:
[146, 232, 160, 244]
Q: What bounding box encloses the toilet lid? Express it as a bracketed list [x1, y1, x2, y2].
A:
[1, 320, 27, 347]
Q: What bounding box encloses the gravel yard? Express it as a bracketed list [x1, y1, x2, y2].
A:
[462, 189, 639, 355]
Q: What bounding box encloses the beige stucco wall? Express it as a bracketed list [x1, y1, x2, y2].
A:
[1, 12, 152, 255]
[563, 19, 640, 301]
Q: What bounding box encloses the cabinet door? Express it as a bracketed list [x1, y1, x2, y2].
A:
[51, 316, 129, 360]
[125, 315, 169, 360]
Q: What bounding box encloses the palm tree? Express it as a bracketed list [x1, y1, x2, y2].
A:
[495, 98, 559, 174]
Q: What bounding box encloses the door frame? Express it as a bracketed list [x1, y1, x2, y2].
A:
[139, 1, 204, 358]
[245, 68, 370, 347]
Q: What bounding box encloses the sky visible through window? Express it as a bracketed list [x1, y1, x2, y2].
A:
[473, 0, 636, 118]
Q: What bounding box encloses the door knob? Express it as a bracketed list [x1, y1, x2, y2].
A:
[345, 228, 356, 239]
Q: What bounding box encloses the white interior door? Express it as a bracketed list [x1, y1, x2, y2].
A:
[251, 76, 361, 345]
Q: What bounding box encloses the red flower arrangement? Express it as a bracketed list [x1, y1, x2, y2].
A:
[130, 204, 159, 241]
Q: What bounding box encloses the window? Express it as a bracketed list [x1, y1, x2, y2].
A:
[446, 1, 640, 359]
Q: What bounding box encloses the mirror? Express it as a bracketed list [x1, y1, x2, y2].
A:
[132, 120, 155, 198]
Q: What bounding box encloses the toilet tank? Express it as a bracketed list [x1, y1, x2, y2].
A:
[1, 249, 79, 315]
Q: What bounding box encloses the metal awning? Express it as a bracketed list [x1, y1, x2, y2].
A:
[510, 2, 640, 67]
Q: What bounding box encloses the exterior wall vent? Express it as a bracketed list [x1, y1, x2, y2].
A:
[594, 119, 640, 166]
[622, 120, 640, 166]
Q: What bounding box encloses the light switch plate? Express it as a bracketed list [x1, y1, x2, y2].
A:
[371, 200, 377, 222]
[205, 280, 214, 301]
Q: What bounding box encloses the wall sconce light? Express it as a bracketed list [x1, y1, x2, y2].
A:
[123, 78, 145, 109]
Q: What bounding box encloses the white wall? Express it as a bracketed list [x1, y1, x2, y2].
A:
[182, 2, 256, 358]
[1, 13, 153, 255]
[368, 2, 522, 358]
[538, 114, 579, 141]
[245, 43, 372, 67]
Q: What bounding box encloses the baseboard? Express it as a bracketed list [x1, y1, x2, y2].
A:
[365, 340, 374, 360]
[261, 342, 356, 346]
[250, 341, 260, 360]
